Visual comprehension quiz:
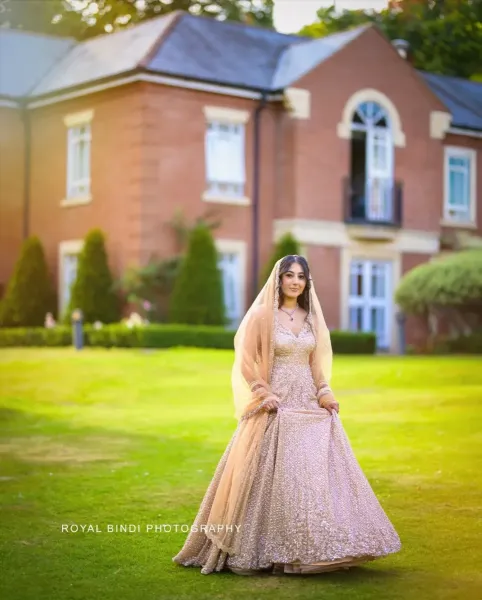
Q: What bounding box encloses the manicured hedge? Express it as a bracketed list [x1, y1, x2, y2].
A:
[434, 333, 482, 355]
[330, 331, 376, 354]
[0, 325, 377, 354]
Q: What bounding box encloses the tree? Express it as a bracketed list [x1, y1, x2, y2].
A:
[0, 236, 54, 327]
[0, 0, 83, 37]
[259, 233, 301, 292]
[2, 0, 274, 40]
[168, 224, 225, 326]
[395, 250, 482, 338]
[66, 229, 120, 323]
[299, 0, 482, 80]
[117, 206, 222, 322]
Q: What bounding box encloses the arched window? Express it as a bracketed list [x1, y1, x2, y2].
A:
[349, 101, 395, 224]
[351, 101, 389, 130]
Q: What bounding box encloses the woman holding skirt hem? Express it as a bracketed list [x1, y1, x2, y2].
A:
[172, 255, 401, 575]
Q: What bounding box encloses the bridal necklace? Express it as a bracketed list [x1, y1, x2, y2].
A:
[279, 303, 299, 321]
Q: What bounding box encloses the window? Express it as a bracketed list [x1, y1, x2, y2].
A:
[67, 123, 91, 199]
[58, 240, 83, 317]
[348, 259, 392, 349]
[348, 101, 395, 223]
[61, 253, 79, 313]
[216, 239, 246, 329]
[63, 110, 93, 204]
[205, 119, 246, 200]
[444, 147, 476, 224]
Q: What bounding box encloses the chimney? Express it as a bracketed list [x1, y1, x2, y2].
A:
[392, 39, 410, 60]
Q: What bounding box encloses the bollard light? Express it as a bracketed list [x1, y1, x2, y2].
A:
[395, 311, 406, 355]
[71, 309, 84, 350]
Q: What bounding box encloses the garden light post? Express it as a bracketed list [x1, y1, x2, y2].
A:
[72, 309, 84, 350]
[396, 311, 406, 355]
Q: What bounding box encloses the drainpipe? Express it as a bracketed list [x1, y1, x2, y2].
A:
[20, 101, 31, 240]
[251, 92, 268, 301]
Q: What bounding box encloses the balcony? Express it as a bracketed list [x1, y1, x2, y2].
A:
[343, 177, 403, 232]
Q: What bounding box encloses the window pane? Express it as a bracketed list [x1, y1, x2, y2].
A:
[449, 169, 468, 207]
[68, 125, 90, 197]
[370, 264, 386, 299]
[205, 120, 245, 196]
[449, 156, 468, 169]
[63, 254, 78, 309]
[218, 252, 240, 323]
[370, 307, 385, 340]
[447, 152, 471, 221]
[350, 262, 363, 296]
[349, 307, 363, 331]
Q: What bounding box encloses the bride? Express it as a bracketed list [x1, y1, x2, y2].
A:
[172, 255, 401, 575]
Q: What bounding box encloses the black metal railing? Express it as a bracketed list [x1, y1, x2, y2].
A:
[343, 177, 403, 226]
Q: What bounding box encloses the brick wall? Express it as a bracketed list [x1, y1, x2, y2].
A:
[0, 107, 24, 293]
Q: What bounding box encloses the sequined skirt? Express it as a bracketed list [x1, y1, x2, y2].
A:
[172, 407, 401, 575]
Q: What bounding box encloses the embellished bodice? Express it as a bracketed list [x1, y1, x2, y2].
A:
[269, 315, 319, 410]
[273, 315, 315, 365]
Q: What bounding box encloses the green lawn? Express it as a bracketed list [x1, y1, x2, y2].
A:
[0, 348, 481, 600]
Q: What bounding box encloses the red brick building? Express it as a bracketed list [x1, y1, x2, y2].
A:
[0, 12, 481, 350]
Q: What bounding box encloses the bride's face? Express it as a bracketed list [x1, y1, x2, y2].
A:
[281, 262, 307, 300]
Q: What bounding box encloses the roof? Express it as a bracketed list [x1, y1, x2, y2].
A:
[30, 13, 178, 97]
[146, 12, 303, 91]
[1, 11, 350, 99]
[419, 71, 482, 132]
[0, 29, 74, 97]
[1, 12, 481, 133]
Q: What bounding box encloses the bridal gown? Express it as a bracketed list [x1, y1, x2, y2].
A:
[172, 314, 402, 575]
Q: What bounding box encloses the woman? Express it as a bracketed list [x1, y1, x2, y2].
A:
[172, 255, 401, 575]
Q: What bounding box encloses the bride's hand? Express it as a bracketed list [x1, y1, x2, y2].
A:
[319, 392, 339, 414]
[263, 398, 280, 412]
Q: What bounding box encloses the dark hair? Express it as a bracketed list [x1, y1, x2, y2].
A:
[277, 255, 311, 312]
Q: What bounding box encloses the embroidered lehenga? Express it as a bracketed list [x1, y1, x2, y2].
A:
[172, 258, 401, 575]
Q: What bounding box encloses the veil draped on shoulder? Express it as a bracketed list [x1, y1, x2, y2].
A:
[204, 257, 332, 555]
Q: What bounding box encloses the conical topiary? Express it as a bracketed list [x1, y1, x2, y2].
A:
[66, 229, 120, 323]
[259, 233, 301, 291]
[168, 224, 225, 325]
[0, 236, 54, 327]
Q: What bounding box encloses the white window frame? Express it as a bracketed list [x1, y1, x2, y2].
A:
[215, 239, 247, 328]
[443, 146, 477, 226]
[348, 258, 392, 350]
[203, 106, 250, 206]
[58, 240, 84, 317]
[62, 110, 94, 206]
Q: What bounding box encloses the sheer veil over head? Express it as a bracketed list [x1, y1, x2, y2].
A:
[204, 256, 332, 556]
[231, 255, 333, 420]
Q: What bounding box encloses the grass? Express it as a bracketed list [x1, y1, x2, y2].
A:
[0, 348, 481, 600]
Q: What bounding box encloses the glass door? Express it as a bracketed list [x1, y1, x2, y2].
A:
[349, 259, 392, 349]
[366, 127, 393, 222]
[218, 251, 241, 328]
[62, 253, 79, 314]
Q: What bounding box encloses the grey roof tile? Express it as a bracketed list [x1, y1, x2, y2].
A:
[146, 12, 302, 91]
[0, 29, 74, 98]
[30, 13, 177, 97]
[419, 71, 482, 131]
[2, 10, 480, 136]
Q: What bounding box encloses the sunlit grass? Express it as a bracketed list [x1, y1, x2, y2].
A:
[0, 349, 481, 600]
